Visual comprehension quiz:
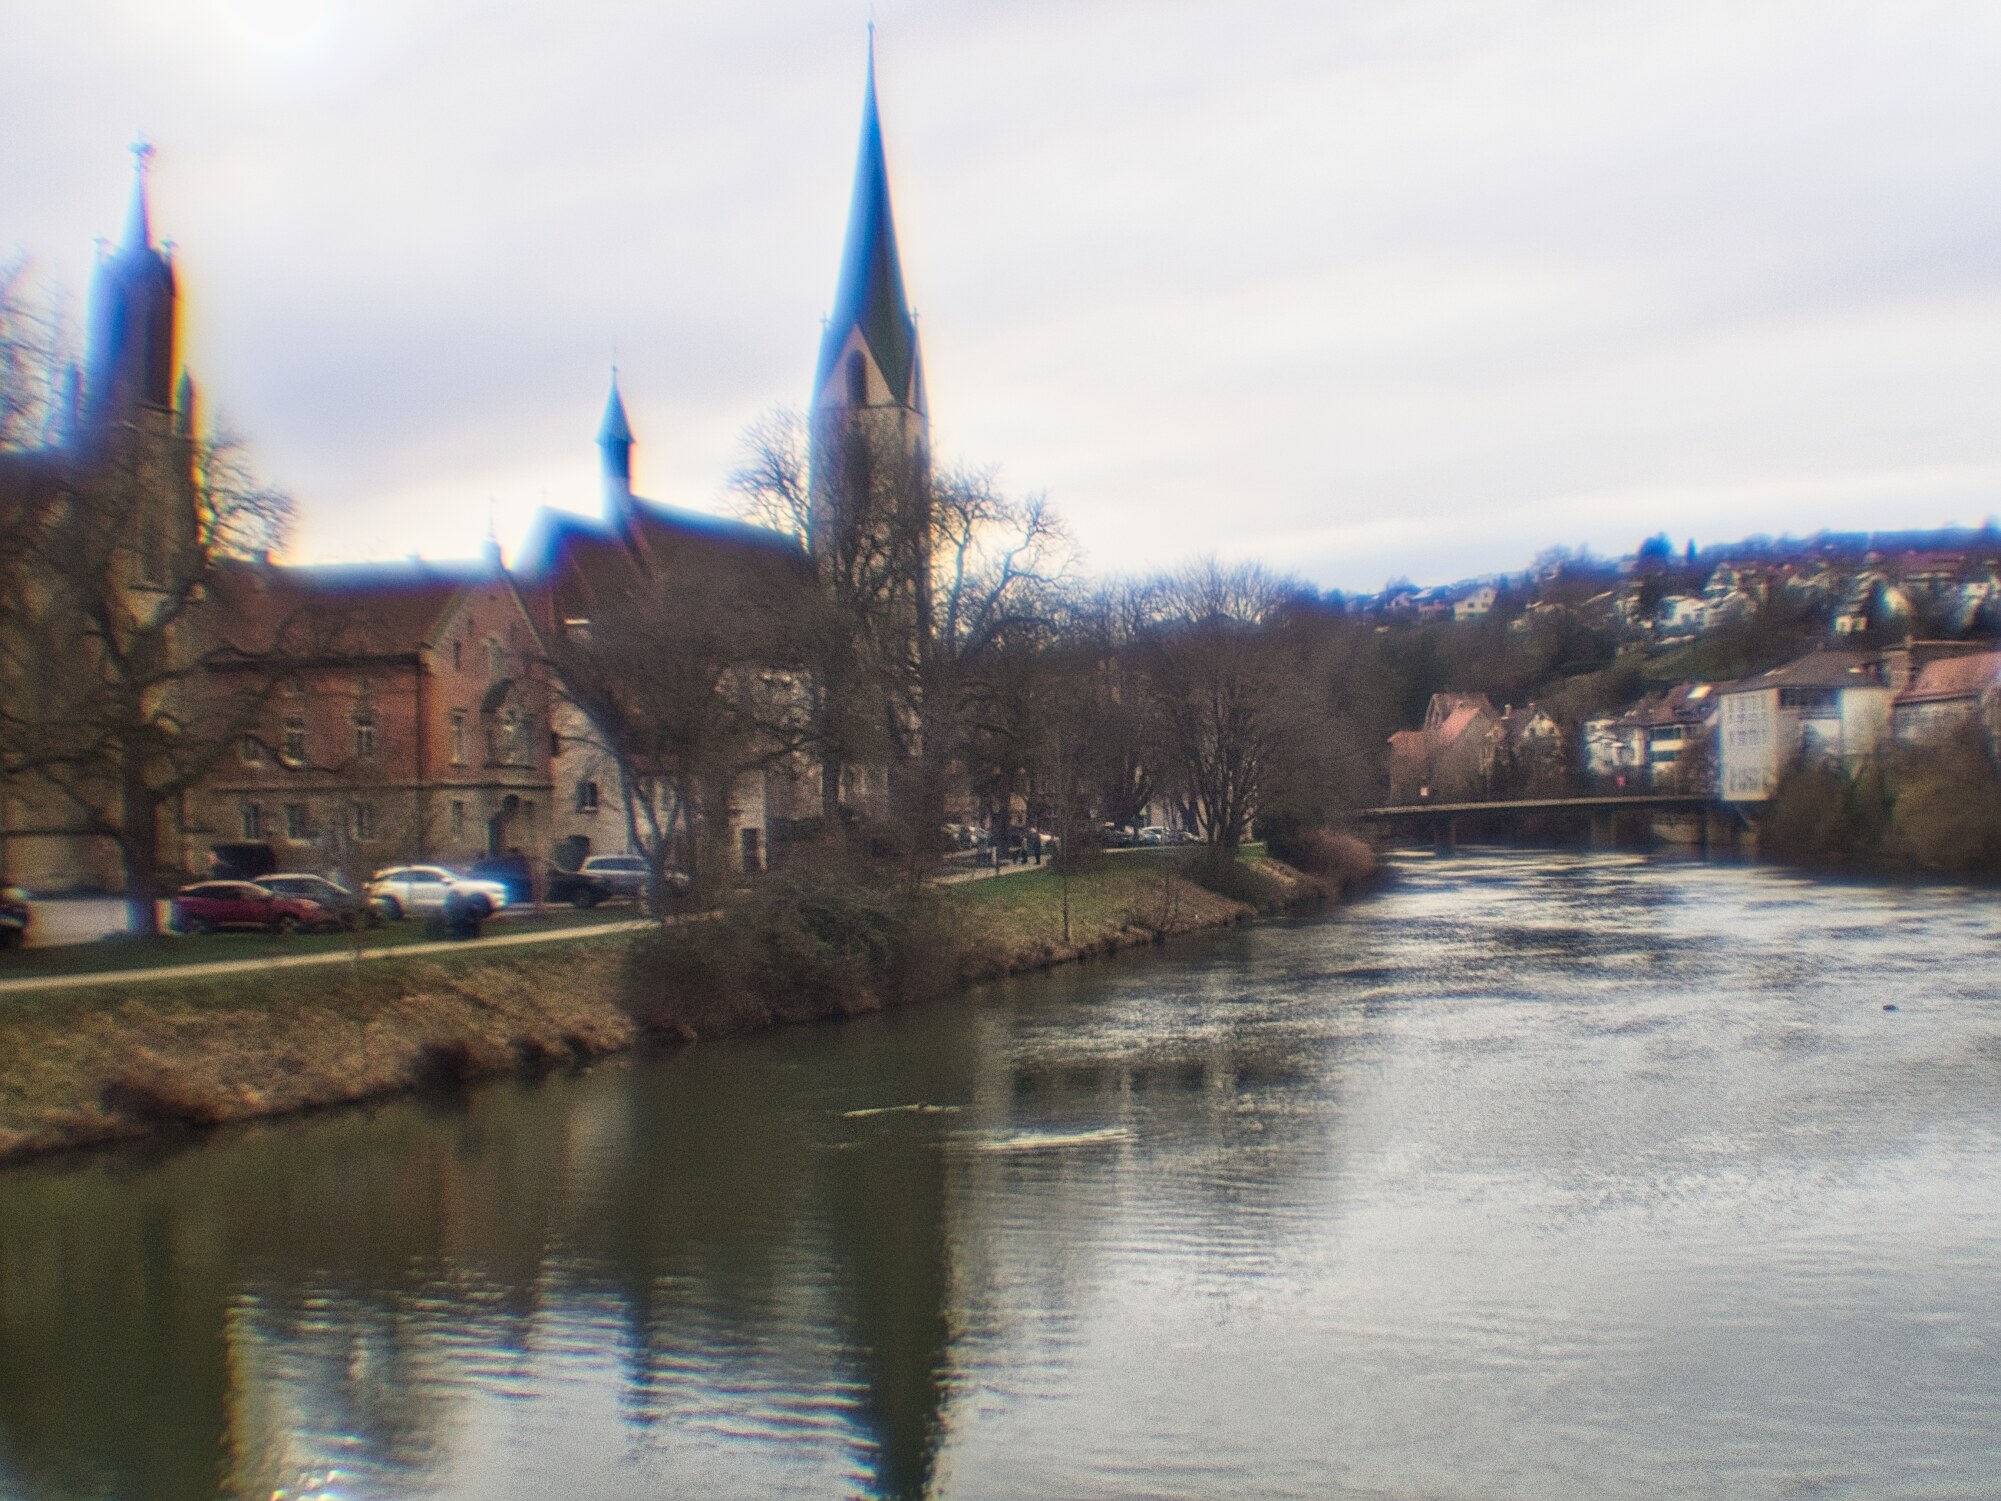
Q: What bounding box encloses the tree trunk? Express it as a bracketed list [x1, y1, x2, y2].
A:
[121, 772, 163, 939]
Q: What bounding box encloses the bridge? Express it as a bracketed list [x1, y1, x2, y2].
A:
[1355, 793, 1746, 852]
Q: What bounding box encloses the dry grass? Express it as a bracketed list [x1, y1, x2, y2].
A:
[0, 945, 638, 1162]
[0, 848, 1364, 1167]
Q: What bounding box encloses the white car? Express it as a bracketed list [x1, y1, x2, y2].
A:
[366, 865, 511, 921]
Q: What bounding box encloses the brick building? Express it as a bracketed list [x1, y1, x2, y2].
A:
[199, 555, 553, 881]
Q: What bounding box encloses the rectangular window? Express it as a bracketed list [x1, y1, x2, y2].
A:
[449, 711, 466, 765]
[576, 780, 599, 814]
[353, 717, 376, 760]
[451, 800, 466, 836]
[240, 735, 262, 765]
[240, 803, 263, 841]
[283, 713, 307, 765]
[284, 803, 309, 840]
[352, 802, 376, 841]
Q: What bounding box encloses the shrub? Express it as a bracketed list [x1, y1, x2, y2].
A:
[622, 872, 972, 1037]
[1763, 764, 1873, 866]
[1888, 737, 2001, 874]
[1263, 826, 1379, 892]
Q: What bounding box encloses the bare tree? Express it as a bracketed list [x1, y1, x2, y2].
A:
[912, 464, 1072, 873]
[1139, 560, 1322, 855]
[724, 405, 812, 545]
[3, 426, 292, 932]
[727, 411, 1073, 861]
[0, 258, 71, 453]
[545, 560, 811, 906]
[729, 404, 911, 822]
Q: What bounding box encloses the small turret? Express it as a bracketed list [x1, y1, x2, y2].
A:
[598, 371, 635, 522]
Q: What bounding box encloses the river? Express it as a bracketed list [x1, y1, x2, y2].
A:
[2, 850, 1999, 1500]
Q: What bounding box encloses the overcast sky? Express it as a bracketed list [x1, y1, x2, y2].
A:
[7, 0, 2001, 590]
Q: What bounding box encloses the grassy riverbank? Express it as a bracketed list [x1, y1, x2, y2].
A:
[0, 842, 1375, 1165]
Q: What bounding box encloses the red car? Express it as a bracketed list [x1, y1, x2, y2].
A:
[171, 880, 329, 935]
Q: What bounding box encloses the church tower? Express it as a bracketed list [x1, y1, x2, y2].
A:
[84, 144, 189, 439]
[809, 36, 933, 655]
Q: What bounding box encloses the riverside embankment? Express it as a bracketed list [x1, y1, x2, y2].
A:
[0, 846, 1370, 1165]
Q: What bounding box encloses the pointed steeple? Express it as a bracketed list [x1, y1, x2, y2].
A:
[598, 371, 634, 519]
[815, 34, 920, 411]
[85, 142, 179, 425]
[122, 140, 155, 252]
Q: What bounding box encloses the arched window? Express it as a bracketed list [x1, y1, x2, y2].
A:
[846, 348, 868, 406]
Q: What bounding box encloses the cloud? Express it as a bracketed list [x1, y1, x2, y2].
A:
[7, 0, 2001, 588]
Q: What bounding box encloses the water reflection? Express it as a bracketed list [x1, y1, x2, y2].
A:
[3, 851, 2001, 1499]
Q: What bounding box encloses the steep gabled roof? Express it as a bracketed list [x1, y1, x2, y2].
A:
[516, 495, 812, 640]
[210, 557, 494, 662]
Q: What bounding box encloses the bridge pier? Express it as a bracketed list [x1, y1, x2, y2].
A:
[1588, 811, 1616, 850]
[1433, 817, 1457, 856]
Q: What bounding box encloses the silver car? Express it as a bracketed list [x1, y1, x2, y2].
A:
[578, 853, 689, 900]
[365, 865, 511, 921]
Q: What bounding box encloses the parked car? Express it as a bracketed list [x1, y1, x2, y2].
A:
[1136, 826, 1169, 847]
[365, 865, 510, 921]
[172, 880, 331, 935]
[544, 864, 611, 907]
[1099, 824, 1138, 849]
[256, 873, 375, 929]
[470, 853, 536, 906]
[0, 885, 30, 951]
[548, 853, 688, 907]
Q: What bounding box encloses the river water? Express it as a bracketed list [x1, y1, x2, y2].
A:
[3, 851, 2000, 1500]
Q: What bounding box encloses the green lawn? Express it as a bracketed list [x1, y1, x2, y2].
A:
[0, 904, 642, 981]
[944, 846, 1278, 956]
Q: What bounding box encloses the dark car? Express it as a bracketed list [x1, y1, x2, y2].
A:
[470, 853, 536, 907]
[0, 885, 29, 951]
[172, 880, 331, 935]
[544, 865, 611, 907]
[256, 873, 375, 929]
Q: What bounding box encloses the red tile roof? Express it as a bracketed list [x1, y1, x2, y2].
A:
[1896, 650, 2001, 705]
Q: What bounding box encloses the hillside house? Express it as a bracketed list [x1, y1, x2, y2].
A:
[1717, 652, 1894, 801]
[1890, 650, 2001, 750]
[1388, 693, 1503, 802]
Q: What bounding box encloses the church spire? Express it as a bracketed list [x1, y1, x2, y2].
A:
[85, 142, 179, 425]
[122, 140, 155, 252]
[598, 370, 635, 520]
[814, 34, 921, 413]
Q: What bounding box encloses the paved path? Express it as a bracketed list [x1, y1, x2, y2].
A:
[0, 918, 655, 997]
